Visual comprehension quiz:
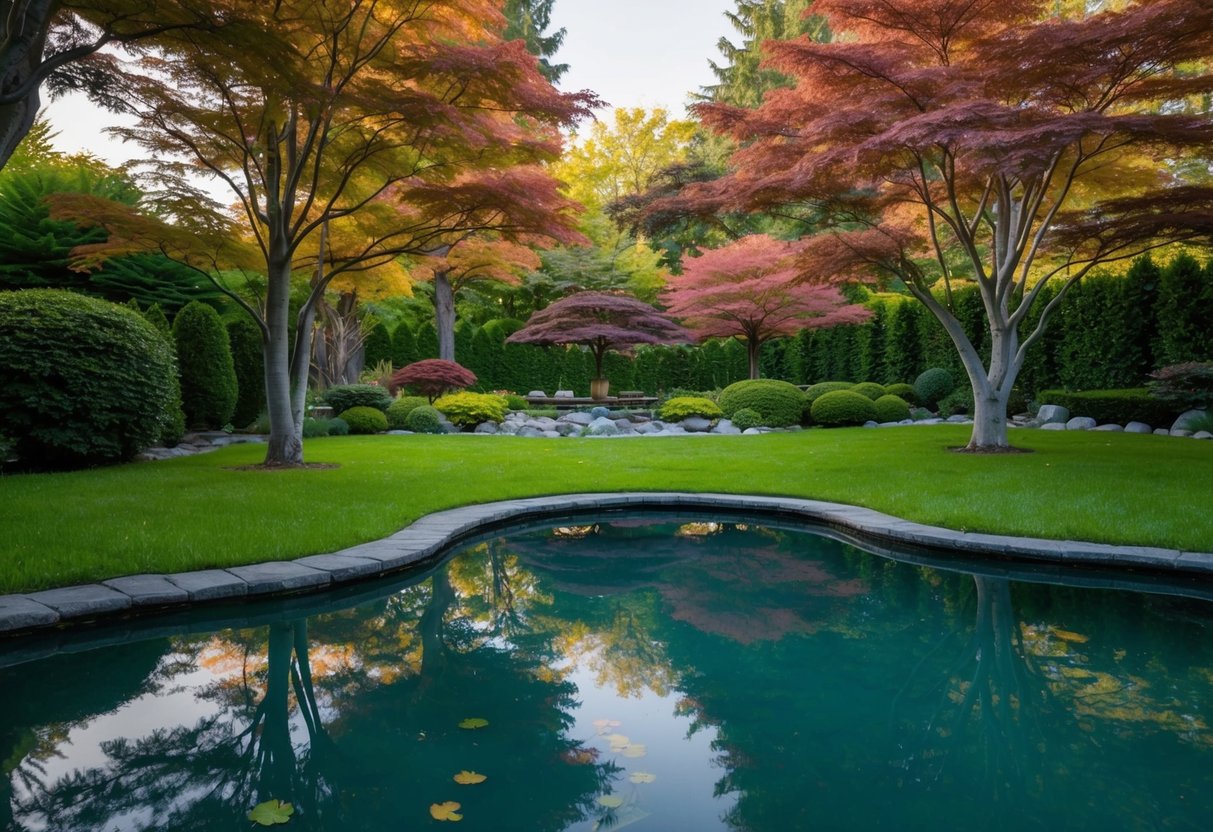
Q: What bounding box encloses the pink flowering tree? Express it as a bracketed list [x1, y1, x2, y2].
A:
[507, 291, 690, 397]
[664, 235, 871, 379]
[389, 359, 477, 402]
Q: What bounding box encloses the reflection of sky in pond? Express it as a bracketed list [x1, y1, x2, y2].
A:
[3, 516, 1213, 831]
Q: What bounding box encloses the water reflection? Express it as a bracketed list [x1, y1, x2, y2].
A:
[3, 518, 1213, 831]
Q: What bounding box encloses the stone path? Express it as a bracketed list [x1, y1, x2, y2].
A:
[2, 493, 1209, 638]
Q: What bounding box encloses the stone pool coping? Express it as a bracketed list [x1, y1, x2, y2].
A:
[2, 492, 1210, 638]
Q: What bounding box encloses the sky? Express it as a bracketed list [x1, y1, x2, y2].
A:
[43, 1, 736, 166]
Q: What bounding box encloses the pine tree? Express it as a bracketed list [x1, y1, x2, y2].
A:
[503, 0, 568, 83]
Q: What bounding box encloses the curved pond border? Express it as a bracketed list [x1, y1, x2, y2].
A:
[2, 492, 1211, 638]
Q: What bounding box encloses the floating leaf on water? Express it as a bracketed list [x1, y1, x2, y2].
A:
[430, 801, 463, 822]
[597, 795, 624, 808]
[247, 800, 294, 826]
[1052, 629, 1090, 644]
[592, 719, 622, 733]
[620, 744, 647, 758]
[603, 733, 629, 747]
[458, 718, 489, 730]
[629, 772, 657, 784]
[453, 771, 487, 785]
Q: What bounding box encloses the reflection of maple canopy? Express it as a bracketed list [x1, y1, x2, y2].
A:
[507, 291, 690, 378]
[389, 359, 476, 399]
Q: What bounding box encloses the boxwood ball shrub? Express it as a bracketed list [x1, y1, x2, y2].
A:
[873, 394, 911, 423]
[386, 396, 430, 430]
[811, 390, 878, 427]
[731, 407, 764, 431]
[323, 383, 393, 413]
[172, 300, 237, 430]
[338, 406, 389, 434]
[327, 417, 350, 436]
[434, 392, 509, 427]
[914, 368, 956, 409]
[885, 383, 918, 405]
[804, 381, 853, 404]
[659, 396, 723, 421]
[718, 379, 804, 428]
[0, 289, 176, 469]
[850, 382, 887, 401]
[405, 404, 444, 434]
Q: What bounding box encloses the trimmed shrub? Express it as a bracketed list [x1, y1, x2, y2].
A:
[338, 406, 388, 434]
[937, 387, 973, 417]
[0, 289, 176, 469]
[731, 407, 764, 430]
[885, 383, 918, 405]
[659, 396, 723, 421]
[227, 316, 264, 429]
[144, 303, 185, 445]
[173, 301, 237, 429]
[328, 417, 350, 436]
[323, 383, 392, 413]
[873, 394, 911, 423]
[434, 392, 509, 427]
[718, 379, 804, 428]
[914, 368, 955, 409]
[804, 381, 853, 404]
[810, 390, 877, 427]
[850, 382, 887, 401]
[405, 404, 444, 434]
[503, 394, 528, 411]
[386, 396, 430, 429]
[302, 417, 336, 438]
[1149, 363, 1213, 411]
[1038, 388, 1181, 426]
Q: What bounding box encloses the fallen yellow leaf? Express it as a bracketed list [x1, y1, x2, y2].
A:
[458, 718, 489, 730]
[430, 801, 462, 822]
[453, 771, 487, 785]
[621, 744, 647, 758]
[597, 795, 624, 808]
[629, 772, 657, 784]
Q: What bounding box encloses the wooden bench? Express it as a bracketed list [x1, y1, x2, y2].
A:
[524, 395, 658, 411]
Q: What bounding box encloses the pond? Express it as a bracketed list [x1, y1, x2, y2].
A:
[3, 514, 1213, 831]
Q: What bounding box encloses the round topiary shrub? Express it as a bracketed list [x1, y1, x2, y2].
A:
[850, 382, 887, 401]
[659, 396, 723, 421]
[0, 289, 177, 469]
[810, 390, 878, 427]
[873, 394, 911, 423]
[386, 396, 430, 430]
[914, 368, 956, 409]
[731, 407, 764, 431]
[405, 405, 444, 434]
[884, 383, 918, 405]
[804, 381, 853, 404]
[327, 417, 350, 436]
[173, 300, 237, 429]
[718, 379, 804, 428]
[339, 406, 389, 434]
[937, 387, 973, 417]
[323, 383, 392, 413]
[434, 392, 509, 427]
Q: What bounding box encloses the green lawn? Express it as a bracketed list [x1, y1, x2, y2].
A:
[1, 427, 1209, 594]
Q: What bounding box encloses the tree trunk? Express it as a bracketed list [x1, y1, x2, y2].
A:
[0, 0, 54, 171]
[747, 339, 761, 380]
[434, 270, 456, 362]
[263, 251, 304, 466]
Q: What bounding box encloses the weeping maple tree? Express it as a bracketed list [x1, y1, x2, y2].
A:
[507, 291, 690, 399]
[657, 0, 1213, 450]
[665, 234, 870, 379]
[52, 0, 595, 465]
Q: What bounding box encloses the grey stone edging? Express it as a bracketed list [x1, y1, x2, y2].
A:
[2, 492, 1209, 638]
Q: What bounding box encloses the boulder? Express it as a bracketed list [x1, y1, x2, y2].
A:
[863, 421, 879, 428]
[681, 416, 713, 432]
[559, 412, 594, 427]
[712, 422, 742, 435]
[1124, 421, 1152, 434]
[1171, 429, 1193, 437]
[1092, 424, 1123, 432]
[742, 427, 765, 435]
[1036, 404, 1069, 425]
[635, 422, 662, 434]
[1154, 428, 1171, 436]
[586, 416, 620, 436]
[529, 416, 558, 431]
[497, 421, 520, 435]
[473, 422, 498, 435]
[946, 415, 971, 423]
[1194, 431, 1213, 440]
[614, 418, 634, 430]
[590, 406, 611, 419]
[517, 426, 545, 438]
[1173, 409, 1210, 432]
[1041, 422, 1067, 431]
[878, 421, 901, 428]
[913, 418, 943, 426]
[555, 423, 580, 436]
[1066, 416, 1096, 431]
[554, 389, 575, 398]
[527, 390, 546, 398]
[542, 430, 562, 439]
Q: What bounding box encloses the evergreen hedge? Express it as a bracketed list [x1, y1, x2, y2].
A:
[227, 316, 264, 429]
[172, 301, 237, 430]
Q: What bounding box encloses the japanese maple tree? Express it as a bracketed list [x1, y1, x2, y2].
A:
[389, 359, 477, 402]
[656, 0, 1213, 450]
[507, 291, 689, 395]
[664, 235, 870, 379]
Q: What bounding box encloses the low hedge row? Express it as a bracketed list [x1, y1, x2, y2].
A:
[1037, 388, 1182, 427]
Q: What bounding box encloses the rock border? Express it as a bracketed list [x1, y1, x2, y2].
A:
[2, 492, 1211, 639]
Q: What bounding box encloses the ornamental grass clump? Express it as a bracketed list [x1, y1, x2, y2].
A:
[658, 397, 723, 422]
[718, 379, 804, 427]
[434, 392, 509, 427]
[811, 390, 877, 427]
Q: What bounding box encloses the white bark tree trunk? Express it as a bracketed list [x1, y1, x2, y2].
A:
[434, 271, 456, 362]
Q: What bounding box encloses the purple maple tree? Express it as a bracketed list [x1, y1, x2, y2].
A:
[507, 291, 690, 386]
[389, 359, 477, 402]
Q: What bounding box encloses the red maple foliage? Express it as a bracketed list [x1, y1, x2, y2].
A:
[507, 291, 690, 380]
[664, 235, 870, 379]
[389, 359, 477, 401]
[651, 0, 1213, 449]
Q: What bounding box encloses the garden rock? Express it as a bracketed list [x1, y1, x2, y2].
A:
[1093, 424, 1124, 432]
[681, 416, 713, 432]
[517, 426, 545, 438]
[527, 390, 545, 398]
[555, 423, 579, 436]
[590, 406, 611, 419]
[474, 422, 498, 435]
[543, 430, 562, 439]
[530, 416, 559, 431]
[635, 422, 662, 434]
[1036, 405, 1069, 425]
[1125, 422, 1152, 434]
[497, 421, 519, 435]
[1194, 431, 1213, 440]
[946, 415, 971, 423]
[560, 412, 594, 427]
[863, 421, 878, 428]
[712, 421, 741, 435]
[1173, 410, 1209, 432]
[1171, 429, 1193, 437]
[586, 416, 620, 436]
[554, 390, 575, 398]
[1154, 428, 1171, 436]
[1066, 417, 1097, 431]
[1041, 423, 1067, 431]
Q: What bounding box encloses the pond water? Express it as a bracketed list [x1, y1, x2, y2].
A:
[3, 515, 1213, 831]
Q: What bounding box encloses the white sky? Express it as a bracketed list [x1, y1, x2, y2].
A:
[43, 1, 736, 166]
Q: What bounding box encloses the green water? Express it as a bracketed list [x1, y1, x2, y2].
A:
[3, 516, 1213, 831]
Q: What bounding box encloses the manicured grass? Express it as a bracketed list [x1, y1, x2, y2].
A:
[0, 427, 1210, 593]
